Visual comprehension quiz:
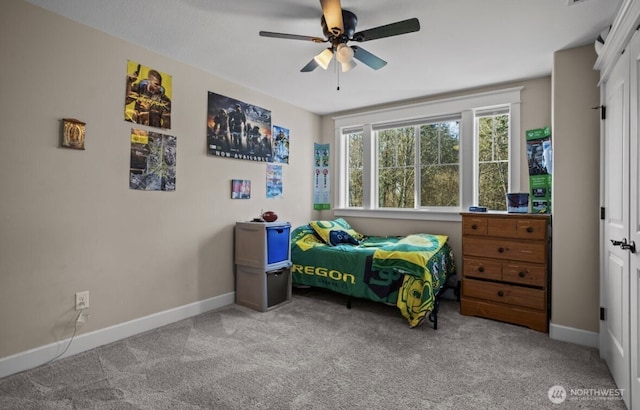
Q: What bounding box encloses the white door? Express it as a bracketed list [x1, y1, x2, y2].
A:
[601, 36, 630, 408]
[628, 30, 640, 410]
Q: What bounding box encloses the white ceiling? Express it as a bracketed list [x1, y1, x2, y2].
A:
[25, 0, 621, 115]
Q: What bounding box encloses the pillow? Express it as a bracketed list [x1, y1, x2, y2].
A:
[309, 218, 364, 246]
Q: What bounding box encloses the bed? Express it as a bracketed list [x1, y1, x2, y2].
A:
[290, 218, 456, 328]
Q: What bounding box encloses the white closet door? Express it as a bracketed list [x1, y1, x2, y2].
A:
[629, 29, 640, 410]
[601, 38, 631, 409]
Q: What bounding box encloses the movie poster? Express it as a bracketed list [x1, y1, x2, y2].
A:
[207, 92, 272, 162]
[129, 128, 176, 191]
[272, 125, 290, 164]
[124, 61, 173, 130]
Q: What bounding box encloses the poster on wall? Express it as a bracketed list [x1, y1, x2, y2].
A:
[313, 143, 330, 210]
[266, 164, 283, 198]
[231, 179, 251, 199]
[129, 128, 176, 191]
[206, 92, 272, 162]
[272, 125, 290, 164]
[526, 126, 552, 214]
[124, 60, 172, 130]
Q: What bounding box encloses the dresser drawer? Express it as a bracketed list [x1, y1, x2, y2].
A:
[487, 218, 516, 237]
[463, 237, 547, 263]
[463, 258, 546, 287]
[502, 263, 546, 287]
[485, 217, 548, 240]
[463, 257, 502, 281]
[515, 219, 547, 240]
[463, 278, 546, 311]
[462, 216, 487, 236]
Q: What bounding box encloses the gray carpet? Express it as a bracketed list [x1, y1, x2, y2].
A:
[0, 288, 625, 409]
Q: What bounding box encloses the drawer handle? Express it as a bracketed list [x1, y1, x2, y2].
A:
[478, 266, 485, 273]
[518, 271, 526, 278]
[526, 226, 534, 233]
[497, 290, 504, 297]
[498, 247, 505, 253]
[471, 224, 478, 230]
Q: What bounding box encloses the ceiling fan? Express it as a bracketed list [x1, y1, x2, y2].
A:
[259, 0, 420, 73]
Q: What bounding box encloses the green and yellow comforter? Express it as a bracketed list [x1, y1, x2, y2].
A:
[290, 224, 455, 327]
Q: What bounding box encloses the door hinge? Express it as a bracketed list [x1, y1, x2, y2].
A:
[600, 207, 605, 220]
[600, 307, 606, 321]
[592, 105, 606, 120]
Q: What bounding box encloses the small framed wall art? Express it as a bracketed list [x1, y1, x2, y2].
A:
[231, 179, 251, 199]
[61, 118, 86, 150]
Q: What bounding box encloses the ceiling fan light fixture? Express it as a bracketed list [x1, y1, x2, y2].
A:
[314, 48, 334, 70]
[341, 60, 357, 72]
[335, 43, 354, 64]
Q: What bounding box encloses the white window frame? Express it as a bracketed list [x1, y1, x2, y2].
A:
[333, 87, 522, 222]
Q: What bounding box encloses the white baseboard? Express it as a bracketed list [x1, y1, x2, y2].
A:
[549, 322, 599, 348]
[0, 292, 235, 379]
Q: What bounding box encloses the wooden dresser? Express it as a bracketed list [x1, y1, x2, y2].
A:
[460, 212, 551, 332]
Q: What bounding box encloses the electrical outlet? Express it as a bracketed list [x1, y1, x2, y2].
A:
[75, 291, 89, 310]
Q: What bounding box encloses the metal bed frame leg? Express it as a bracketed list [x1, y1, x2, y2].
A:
[346, 296, 352, 309]
[428, 295, 440, 330]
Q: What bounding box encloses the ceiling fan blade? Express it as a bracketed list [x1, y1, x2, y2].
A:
[259, 31, 326, 43]
[351, 18, 420, 42]
[301, 59, 319, 72]
[352, 46, 387, 70]
[320, 0, 343, 36]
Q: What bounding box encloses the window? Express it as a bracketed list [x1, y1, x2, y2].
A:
[372, 119, 461, 209]
[378, 126, 415, 208]
[346, 130, 363, 207]
[419, 120, 460, 207]
[335, 87, 522, 220]
[476, 109, 510, 211]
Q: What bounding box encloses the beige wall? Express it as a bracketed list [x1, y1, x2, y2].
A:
[551, 45, 602, 332]
[0, 0, 320, 359]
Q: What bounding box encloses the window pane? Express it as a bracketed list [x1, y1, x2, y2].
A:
[421, 165, 459, 206]
[477, 114, 509, 210]
[347, 132, 363, 207]
[377, 127, 415, 208]
[479, 162, 508, 210]
[420, 121, 460, 207]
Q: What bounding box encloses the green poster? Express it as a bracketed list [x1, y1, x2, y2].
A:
[526, 127, 552, 214]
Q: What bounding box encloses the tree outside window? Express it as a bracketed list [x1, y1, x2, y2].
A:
[420, 121, 460, 207]
[477, 113, 509, 211]
[347, 132, 363, 207]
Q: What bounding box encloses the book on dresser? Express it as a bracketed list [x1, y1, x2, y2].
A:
[460, 212, 551, 332]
